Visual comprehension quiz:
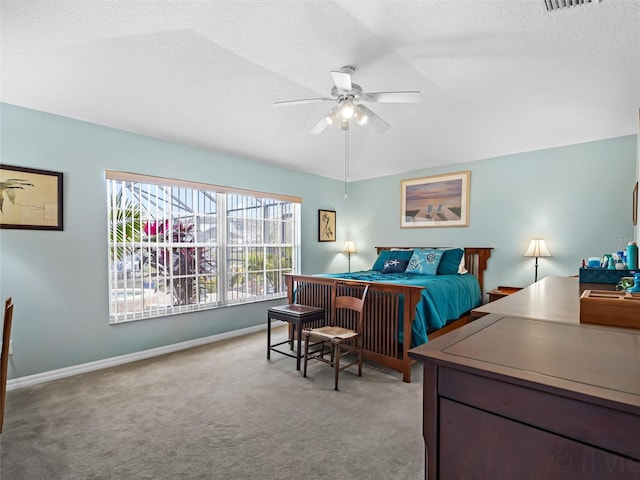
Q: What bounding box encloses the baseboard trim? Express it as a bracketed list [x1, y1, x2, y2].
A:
[7, 321, 285, 391]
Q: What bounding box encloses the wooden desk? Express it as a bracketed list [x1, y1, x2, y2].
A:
[472, 276, 580, 322]
[408, 314, 640, 479]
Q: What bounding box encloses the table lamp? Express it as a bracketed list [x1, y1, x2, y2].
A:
[343, 240, 357, 272]
[523, 238, 552, 283]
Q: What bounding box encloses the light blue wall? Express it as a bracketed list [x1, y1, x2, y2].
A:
[0, 103, 348, 379]
[346, 135, 638, 292]
[1, 103, 637, 380]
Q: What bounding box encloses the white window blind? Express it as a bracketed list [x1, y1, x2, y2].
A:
[106, 171, 300, 324]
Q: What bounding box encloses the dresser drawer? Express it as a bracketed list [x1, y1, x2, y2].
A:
[439, 398, 640, 479]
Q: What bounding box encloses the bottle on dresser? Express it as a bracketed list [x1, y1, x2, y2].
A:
[627, 241, 638, 270]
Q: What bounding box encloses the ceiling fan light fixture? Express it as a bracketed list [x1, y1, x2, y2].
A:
[355, 105, 368, 125]
[339, 100, 355, 120]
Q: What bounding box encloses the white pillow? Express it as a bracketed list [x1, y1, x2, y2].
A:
[458, 256, 468, 274]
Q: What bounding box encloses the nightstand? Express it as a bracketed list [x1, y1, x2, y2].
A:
[487, 286, 523, 303]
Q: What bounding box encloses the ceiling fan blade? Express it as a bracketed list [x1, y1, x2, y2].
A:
[310, 116, 331, 134]
[362, 91, 422, 103]
[330, 68, 353, 92]
[360, 105, 391, 133]
[274, 97, 334, 107]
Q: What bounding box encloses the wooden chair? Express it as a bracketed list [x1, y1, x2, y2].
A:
[302, 282, 369, 391]
[1, 297, 14, 433]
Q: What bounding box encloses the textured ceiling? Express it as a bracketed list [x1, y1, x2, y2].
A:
[1, 0, 639, 181]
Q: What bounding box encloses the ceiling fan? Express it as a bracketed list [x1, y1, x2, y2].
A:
[274, 66, 422, 134]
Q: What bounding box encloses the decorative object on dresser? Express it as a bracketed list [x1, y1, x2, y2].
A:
[342, 240, 357, 272]
[627, 241, 638, 269]
[579, 267, 639, 292]
[523, 237, 552, 283]
[285, 246, 492, 382]
[579, 289, 640, 330]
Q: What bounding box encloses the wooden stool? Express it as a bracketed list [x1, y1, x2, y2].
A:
[267, 304, 325, 370]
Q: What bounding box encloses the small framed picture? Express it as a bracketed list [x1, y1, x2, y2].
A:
[0, 164, 64, 231]
[318, 209, 336, 242]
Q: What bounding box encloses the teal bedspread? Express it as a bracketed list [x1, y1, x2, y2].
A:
[316, 271, 481, 347]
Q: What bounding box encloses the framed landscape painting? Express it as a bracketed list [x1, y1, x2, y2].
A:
[0, 164, 64, 230]
[401, 171, 470, 228]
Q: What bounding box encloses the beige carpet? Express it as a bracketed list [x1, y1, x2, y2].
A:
[0, 326, 425, 480]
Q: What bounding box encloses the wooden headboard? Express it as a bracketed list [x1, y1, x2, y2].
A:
[375, 247, 493, 295]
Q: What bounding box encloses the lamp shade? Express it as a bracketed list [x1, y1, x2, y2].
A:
[523, 238, 552, 258]
[343, 240, 357, 254]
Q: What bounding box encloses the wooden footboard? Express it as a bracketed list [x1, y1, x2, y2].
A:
[285, 274, 424, 382]
[286, 247, 492, 383]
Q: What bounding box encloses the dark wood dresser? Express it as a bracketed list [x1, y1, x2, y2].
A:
[408, 314, 640, 479]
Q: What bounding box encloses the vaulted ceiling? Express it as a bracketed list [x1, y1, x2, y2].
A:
[2, 0, 639, 181]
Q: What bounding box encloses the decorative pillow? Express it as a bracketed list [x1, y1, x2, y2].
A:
[437, 248, 465, 275]
[372, 251, 392, 271]
[372, 250, 414, 271]
[382, 259, 409, 274]
[388, 249, 414, 260]
[457, 256, 468, 274]
[405, 249, 443, 275]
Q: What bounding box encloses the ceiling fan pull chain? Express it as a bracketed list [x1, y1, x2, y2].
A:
[344, 124, 349, 199]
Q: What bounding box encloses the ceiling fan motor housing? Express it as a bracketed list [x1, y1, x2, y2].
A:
[331, 84, 363, 100]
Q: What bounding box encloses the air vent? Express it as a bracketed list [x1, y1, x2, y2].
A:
[544, 0, 601, 11]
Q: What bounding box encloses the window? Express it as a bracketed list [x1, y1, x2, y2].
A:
[106, 171, 300, 324]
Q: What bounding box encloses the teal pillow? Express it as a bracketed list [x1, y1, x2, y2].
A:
[390, 250, 414, 261]
[437, 248, 465, 275]
[405, 249, 443, 275]
[372, 251, 392, 271]
[372, 250, 414, 271]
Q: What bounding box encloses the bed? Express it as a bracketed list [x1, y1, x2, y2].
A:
[284, 246, 492, 382]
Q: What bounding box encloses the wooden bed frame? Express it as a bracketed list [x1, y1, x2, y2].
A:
[285, 246, 492, 383]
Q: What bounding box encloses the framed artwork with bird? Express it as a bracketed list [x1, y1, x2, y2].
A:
[0, 164, 63, 230]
